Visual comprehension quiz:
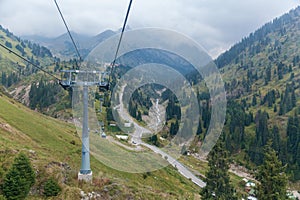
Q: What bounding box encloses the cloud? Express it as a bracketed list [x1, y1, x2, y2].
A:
[0, 0, 299, 57]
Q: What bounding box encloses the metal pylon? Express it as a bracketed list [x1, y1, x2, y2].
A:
[59, 70, 109, 182]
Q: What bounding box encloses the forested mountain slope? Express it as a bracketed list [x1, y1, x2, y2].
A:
[0, 26, 73, 117]
[215, 6, 300, 181]
[0, 25, 54, 87]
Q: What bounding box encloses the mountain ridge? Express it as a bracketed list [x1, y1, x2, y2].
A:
[22, 29, 116, 59]
[216, 5, 300, 68]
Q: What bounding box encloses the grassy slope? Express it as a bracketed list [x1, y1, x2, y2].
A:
[0, 29, 32, 70]
[0, 27, 55, 93]
[0, 28, 53, 69]
[0, 92, 201, 199]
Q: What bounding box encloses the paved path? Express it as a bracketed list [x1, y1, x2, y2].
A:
[142, 142, 206, 187]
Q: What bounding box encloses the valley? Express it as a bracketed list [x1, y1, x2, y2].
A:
[1, 4, 300, 200]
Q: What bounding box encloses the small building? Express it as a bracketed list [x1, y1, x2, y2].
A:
[246, 182, 256, 188]
[242, 178, 249, 183]
[247, 196, 257, 200]
[101, 132, 106, 138]
[116, 135, 128, 140]
[124, 122, 131, 128]
[287, 191, 297, 199]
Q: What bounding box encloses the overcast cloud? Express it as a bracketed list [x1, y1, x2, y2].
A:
[0, 0, 299, 58]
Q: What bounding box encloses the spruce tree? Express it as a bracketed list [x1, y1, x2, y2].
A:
[256, 141, 288, 200]
[196, 120, 203, 135]
[252, 94, 257, 106]
[2, 153, 35, 200]
[43, 178, 61, 197]
[1, 72, 6, 86]
[200, 141, 237, 200]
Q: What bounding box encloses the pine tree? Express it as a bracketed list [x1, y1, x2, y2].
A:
[271, 125, 280, 152]
[106, 107, 113, 122]
[1, 72, 7, 86]
[137, 110, 142, 121]
[43, 178, 61, 197]
[274, 104, 277, 112]
[291, 88, 296, 108]
[2, 153, 35, 200]
[196, 120, 203, 135]
[255, 110, 269, 147]
[256, 141, 288, 200]
[265, 65, 272, 85]
[286, 115, 299, 161]
[201, 141, 237, 200]
[170, 122, 177, 136]
[252, 95, 257, 106]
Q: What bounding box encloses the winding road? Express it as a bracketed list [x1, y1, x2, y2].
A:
[114, 84, 206, 188]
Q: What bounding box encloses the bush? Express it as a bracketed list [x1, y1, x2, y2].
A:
[43, 178, 61, 197]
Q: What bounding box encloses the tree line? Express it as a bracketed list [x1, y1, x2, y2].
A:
[201, 140, 288, 199]
[29, 78, 63, 111]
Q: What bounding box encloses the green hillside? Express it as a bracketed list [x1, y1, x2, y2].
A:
[0, 89, 202, 199]
[0, 25, 53, 75]
[0, 26, 74, 118]
[215, 6, 300, 181]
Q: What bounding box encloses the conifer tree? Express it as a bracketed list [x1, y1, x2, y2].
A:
[256, 141, 288, 200]
[201, 141, 237, 200]
[196, 120, 203, 135]
[43, 178, 61, 197]
[2, 153, 35, 200]
[252, 95, 257, 106]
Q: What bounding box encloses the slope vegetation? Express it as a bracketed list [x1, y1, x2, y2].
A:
[0, 90, 201, 199]
[215, 6, 300, 181]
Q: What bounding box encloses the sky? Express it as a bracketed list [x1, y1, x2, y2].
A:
[0, 0, 299, 58]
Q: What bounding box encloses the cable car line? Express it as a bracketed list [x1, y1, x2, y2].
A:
[53, 0, 133, 90]
[0, 1, 134, 91]
[108, 0, 133, 87]
[0, 43, 61, 81]
[54, 0, 82, 67]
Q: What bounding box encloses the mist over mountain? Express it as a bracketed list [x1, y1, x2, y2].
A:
[22, 29, 116, 59]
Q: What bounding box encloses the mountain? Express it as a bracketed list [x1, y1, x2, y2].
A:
[23, 30, 116, 59]
[114, 5, 300, 185]
[216, 6, 300, 69]
[1, 4, 300, 198]
[0, 25, 53, 73]
[0, 25, 59, 105]
[214, 6, 300, 181]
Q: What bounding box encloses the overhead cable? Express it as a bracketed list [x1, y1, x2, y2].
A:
[108, 0, 133, 85]
[54, 0, 82, 66]
[0, 43, 61, 81]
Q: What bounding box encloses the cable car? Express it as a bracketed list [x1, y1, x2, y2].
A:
[59, 70, 77, 90]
